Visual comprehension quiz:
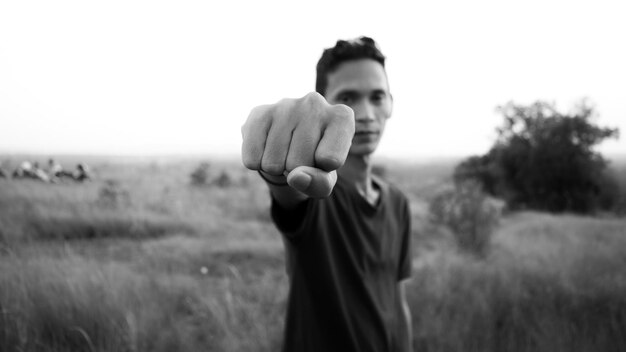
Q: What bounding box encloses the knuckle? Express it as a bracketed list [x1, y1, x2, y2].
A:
[260, 161, 285, 176]
[249, 104, 265, 116]
[275, 98, 296, 112]
[276, 97, 294, 106]
[272, 99, 298, 123]
[299, 92, 328, 111]
[303, 91, 325, 103]
[248, 104, 270, 121]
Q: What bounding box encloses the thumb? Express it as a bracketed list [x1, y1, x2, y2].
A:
[286, 166, 337, 198]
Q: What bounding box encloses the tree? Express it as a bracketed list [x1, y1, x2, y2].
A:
[455, 100, 620, 214]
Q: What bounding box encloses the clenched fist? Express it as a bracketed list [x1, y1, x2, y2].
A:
[241, 92, 355, 198]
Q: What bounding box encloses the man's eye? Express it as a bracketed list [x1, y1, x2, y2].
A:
[339, 96, 353, 104]
[371, 94, 385, 104]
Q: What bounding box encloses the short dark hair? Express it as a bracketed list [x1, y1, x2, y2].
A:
[315, 36, 386, 96]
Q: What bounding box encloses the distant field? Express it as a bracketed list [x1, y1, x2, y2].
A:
[1, 156, 625, 352]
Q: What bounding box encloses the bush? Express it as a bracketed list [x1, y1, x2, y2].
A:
[429, 181, 503, 257]
[190, 162, 211, 186]
[598, 166, 626, 215]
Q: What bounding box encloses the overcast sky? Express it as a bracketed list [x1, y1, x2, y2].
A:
[1, 0, 624, 160]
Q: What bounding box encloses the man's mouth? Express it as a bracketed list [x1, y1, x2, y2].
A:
[354, 130, 378, 136]
[353, 131, 379, 143]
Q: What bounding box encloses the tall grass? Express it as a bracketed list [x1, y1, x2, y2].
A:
[0, 245, 287, 352]
[410, 211, 626, 352]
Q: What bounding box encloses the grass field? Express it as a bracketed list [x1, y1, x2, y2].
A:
[1, 156, 625, 352]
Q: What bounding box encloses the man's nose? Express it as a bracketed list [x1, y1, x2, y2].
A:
[353, 102, 375, 122]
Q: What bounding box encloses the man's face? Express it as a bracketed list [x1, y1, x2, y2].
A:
[324, 59, 392, 157]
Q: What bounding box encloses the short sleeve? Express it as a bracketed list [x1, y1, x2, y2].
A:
[397, 200, 413, 281]
[270, 196, 313, 241]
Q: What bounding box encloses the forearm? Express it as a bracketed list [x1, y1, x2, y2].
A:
[403, 299, 413, 352]
[399, 280, 413, 352]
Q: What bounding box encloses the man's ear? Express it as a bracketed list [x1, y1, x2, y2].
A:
[388, 93, 394, 119]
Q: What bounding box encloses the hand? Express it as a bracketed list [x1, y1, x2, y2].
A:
[241, 92, 355, 198]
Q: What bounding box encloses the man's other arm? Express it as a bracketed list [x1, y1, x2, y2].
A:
[399, 279, 413, 352]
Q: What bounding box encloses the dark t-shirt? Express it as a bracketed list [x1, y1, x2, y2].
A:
[271, 174, 413, 352]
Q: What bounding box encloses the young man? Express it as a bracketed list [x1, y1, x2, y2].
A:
[241, 37, 413, 352]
